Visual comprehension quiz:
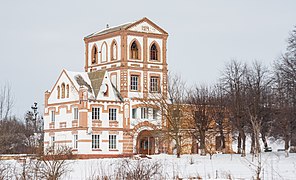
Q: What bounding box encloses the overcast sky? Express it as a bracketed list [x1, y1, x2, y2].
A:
[0, 0, 295, 119]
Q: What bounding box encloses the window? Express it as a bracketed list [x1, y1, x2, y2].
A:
[101, 42, 107, 62]
[57, 86, 60, 99]
[73, 134, 78, 149]
[92, 134, 100, 149]
[66, 84, 69, 98]
[130, 41, 139, 59]
[92, 45, 98, 64]
[109, 135, 116, 149]
[150, 43, 158, 60]
[51, 136, 55, 147]
[51, 110, 55, 122]
[109, 108, 117, 120]
[92, 107, 100, 120]
[141, 107, 148, 119]
[153, 109, 158, 120]
[61, 83, 65, 98]
[150, 77, 159, 92]
[130, 75, 139, 91]
[111, 40, 117, 60]
[73, 107, 79, 120]
[132, 108, 137, 119]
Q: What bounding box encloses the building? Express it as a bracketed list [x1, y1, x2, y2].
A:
[43, 17, 169, 158]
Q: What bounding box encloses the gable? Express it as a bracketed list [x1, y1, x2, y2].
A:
[48, 70, 79, 104]
[127, 21, 163, 34]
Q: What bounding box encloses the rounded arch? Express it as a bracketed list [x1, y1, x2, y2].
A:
[57, 86, 60, 99]
[61, 83, 65, 99]
[100, 41, 108, 63]
[129, 39, 141, 60]
[66, 84, 69, 98]
[149, 41, 160, 61]
[111, 39, 118, 61]
[91, 44, 98, 64]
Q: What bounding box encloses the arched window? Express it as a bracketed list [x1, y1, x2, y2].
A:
[66, 84, 69, 98]
[91, 45, 98, 64]
[61, 83, 65, 99]
[57, 86, 60, 99]
[130, 40, 140, 59]
[101, 42, 107, 62]
[111, 40, 117, 60]
[150, 43, 159, 60]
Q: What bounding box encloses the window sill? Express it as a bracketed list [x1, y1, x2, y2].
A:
[92, 149, 102, 151]
[109, 149, 119, 151]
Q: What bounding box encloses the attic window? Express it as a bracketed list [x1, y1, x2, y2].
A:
[57, 86, 60, 99]
[61, 83, 65, 99]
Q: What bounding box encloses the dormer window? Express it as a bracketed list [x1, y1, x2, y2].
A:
[61, 83, 65, 99]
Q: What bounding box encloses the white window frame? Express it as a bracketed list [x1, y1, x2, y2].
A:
[150, 76, 159, 93]
[109, 108, 117, 120]
[73, 134, 78, 149]
[92, 107, 100, 120]
[141, 107, 148, 119]
[130, 75, 139, 91]
[109, 135, 117, 149]
[73, 107, 79, 120]
[51, 110, 55, 122]
[92, 134, 100, 149]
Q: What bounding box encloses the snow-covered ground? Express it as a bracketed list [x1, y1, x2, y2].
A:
[1, 138, 295, 179]
[63, 152, 295, 180]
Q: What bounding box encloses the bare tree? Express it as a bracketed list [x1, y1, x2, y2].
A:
[0, 84, 14, 121]
[149, 74, 187, 158]
[221, 60, 248, 156]
[33, 146, 74, 180]
[187, 85, 214, 156]
[244, 61, 272, 155]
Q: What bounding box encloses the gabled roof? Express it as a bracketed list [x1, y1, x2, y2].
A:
[85, 17, 168, 39]
[88, 70, 106, 98]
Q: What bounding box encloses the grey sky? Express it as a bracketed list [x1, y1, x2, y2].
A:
[0, 0, 295, 119]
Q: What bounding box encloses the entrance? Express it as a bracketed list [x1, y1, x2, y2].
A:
[137, 130, 155, 155]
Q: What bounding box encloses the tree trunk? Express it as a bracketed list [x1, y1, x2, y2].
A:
[251, 132, 255, 154]
[242, 131, 246, 157]
[200, 131, 206, 156]
[237, 132, 242, 154]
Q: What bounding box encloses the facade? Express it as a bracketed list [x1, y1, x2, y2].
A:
[44, 17, 169, 158]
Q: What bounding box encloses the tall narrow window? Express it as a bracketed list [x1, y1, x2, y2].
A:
[109, 108, 117, 120]
[132, 108, 137, 119]
[141, 107, 148, 119]
[130, 41, 139, 59]
[73, 134, 78, 149]
[101, 42, 107, 62]
[73, 107, 79, 120]
[61, 83, 65, 98]
[130, 75, 139, 91]
[111, 40, 117, 60]
[92, 107, 100, 120]
[51, 136, 55, 147]
[153, 109, 158, 120]
[92, 134, 100, 149]
[150, 43, 158, 60]
[51, 110, 55, 122]
[66, 84, 69, 98]
[109, 135, 117, 149]
[57, 86, 60, 99]
[91, 45, 98, 64]
[150, 77, 159, 93]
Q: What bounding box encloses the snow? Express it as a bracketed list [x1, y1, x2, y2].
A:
[1, 152, 296, 179]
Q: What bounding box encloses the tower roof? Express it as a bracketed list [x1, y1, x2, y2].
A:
[84, 17, 168, 39]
